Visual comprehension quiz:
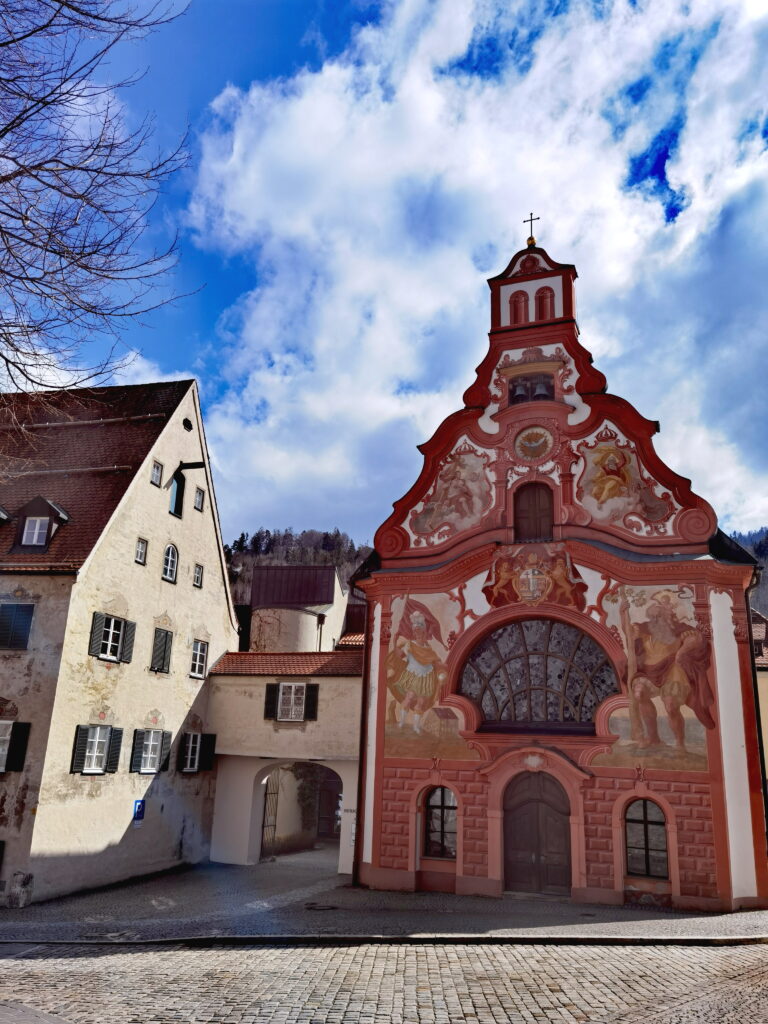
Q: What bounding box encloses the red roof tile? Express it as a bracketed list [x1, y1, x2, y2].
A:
[0, 381, 193, 571]
[210, 650, 363, 676]
[336, 633, 365, 649]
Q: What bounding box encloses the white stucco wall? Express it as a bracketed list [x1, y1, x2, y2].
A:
[710, 591, 758, 899]
[28, 384, 238, 901]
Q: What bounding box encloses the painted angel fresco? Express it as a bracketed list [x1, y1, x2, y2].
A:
[409, 446, 493, 540]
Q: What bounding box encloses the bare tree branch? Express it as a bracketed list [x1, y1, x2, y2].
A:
[0, 0, 187, 401]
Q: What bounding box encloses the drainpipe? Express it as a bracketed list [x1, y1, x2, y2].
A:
[317, 613, 325, 652]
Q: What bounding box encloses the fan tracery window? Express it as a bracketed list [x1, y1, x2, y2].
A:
[458, 619, 618, 731]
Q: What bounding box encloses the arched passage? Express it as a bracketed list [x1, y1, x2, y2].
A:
[211, 755, 358, 874]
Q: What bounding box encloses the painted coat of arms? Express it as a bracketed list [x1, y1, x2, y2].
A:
[483, 544, 587, 611]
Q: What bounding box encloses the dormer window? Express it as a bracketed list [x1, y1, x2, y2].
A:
[22, 517, 49, 546]
[509, 373, 555, 405]
[14, 496, 69, 551]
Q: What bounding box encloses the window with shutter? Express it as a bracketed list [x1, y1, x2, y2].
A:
[150, 628, 173, 673]
[182, 733, 201, 771]
[0, 604, 34, 649]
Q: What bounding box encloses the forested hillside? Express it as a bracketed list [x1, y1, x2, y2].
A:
[224, 528, 372, 604]
[731, 526, 768, 615]
[224, 525, 768, 613]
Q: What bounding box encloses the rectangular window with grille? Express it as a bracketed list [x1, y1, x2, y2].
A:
[190, 639, 208, 678]
[183, 733, 200, 771]
[194, 487, 205, 511]
[135, 537, 148, 565]
[140, 730, 163, 772]
[0, 604, 34, 649]
[100, 616, 124, 660]
[193, 563, 204, 588]
[21, 517, 48, 545]
[84, 725, 111, 773]
[277, 682, 306, 721]
[151, 460, 163, 486]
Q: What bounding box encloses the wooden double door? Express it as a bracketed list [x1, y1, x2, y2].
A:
[503, 772, 571, 895]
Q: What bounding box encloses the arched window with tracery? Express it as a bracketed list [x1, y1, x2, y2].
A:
[510, 290, 529, 325]
[458, 619, 619, 731]
[514, 482, 553, 542]
[625, 799, 668, 878]
[535, 286, 555, 321]
[423, 786, 457, 859]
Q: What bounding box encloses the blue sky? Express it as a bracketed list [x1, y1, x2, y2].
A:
[111, 0, 768, 542]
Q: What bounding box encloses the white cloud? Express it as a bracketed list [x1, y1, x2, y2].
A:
[189, 0, 768, 539]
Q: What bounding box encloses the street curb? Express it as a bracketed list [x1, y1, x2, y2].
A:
[2, 933, 768, 948]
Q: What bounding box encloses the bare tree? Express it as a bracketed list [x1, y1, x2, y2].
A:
[0, 1, 185, 395]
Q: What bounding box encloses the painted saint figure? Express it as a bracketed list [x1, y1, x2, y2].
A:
[386, 600, 446, 733]
[621, 590, 714, 750]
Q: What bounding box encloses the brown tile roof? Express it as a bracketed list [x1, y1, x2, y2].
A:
[0, 381, 193, 572]
[336, 633, 365, 649]
[210, 650, 363, 677]
[250, 565, 340, 608]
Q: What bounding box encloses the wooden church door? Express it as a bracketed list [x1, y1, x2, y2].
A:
[514, 483, 553, 542]
[503, 772, 571, 895]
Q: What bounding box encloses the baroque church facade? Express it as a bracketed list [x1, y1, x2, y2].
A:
[355, 240, 767, 911]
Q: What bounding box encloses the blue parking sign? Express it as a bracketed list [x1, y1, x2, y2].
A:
[133, 799, 145, 821]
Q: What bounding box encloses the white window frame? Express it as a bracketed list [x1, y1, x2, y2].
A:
[83, 725, 111, 774]
[135, 537, 148, 565]
[100, 616, 124, 660]
[193, 487, 205, 512]
[22, 517, 48, 545]
[162, 544, 178, 582]
[277, 681, 306, 722]
[183, 733, 201, 772]
[140, 729, 163, 773]
[150, 460, 163, 486]
[193, 563, 204, 588]
[190, 639, 208, 678]
[0, 720, 12, 772]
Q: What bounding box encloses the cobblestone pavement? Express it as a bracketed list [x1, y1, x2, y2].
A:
[1, 940, 768, 1023]
[3, 847, 768, 942]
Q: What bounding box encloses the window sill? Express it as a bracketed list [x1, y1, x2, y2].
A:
[81, 769, 106, 776]
[161, 577, 177, 585]
[189, 672, 205, 680]
[139, 768, 158, 774]
[169, 511, 183, 519]
[181, 767, 199, 774]
[97, 655, 120, 663]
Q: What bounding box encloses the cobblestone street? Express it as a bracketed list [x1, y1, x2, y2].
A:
[1, 940, 768, 1023]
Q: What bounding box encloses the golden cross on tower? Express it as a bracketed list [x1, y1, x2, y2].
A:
[524, 211, 540, 247]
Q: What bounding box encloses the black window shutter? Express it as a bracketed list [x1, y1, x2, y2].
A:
[104, 727, 123, 773]
[304, 683, 319, 721]
[199, 733, 216, 771]
[150, 628, 165, 671]
[159, 731, 172, 772]
[120, 620, 136, 663]
[176, 733, 189, 770]
[88, 612, 105, 656]
[129, 730, 145, 772]
[70, 725, 89, 773]
[264, 683, 278, 719]
[162, 631, 173, 673]
[5, 722, 31, 771]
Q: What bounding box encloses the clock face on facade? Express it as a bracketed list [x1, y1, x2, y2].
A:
[514, 426, 554, 461]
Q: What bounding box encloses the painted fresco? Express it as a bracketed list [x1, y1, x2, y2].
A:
[384, 596, 478, 760]
[408, 441, 494, 545]
[483, 544, 587, 611]
[595, 586, 713, 771]
[576, 425, 676, 534]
